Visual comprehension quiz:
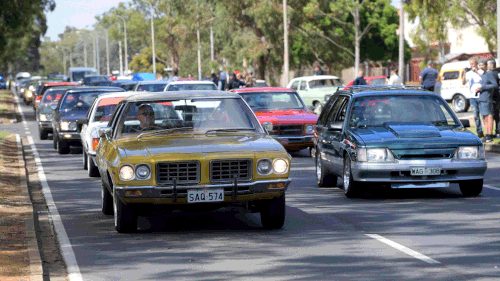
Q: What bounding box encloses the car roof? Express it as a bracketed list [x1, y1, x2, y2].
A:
[122, 90, 240, 103]
[167, 81, 215, 85]
[232, 87, 294, 93]
[290, 75, 340, 82]
[137, 80, 170, 85]
[43, 82, 79, 86]
[44, 86, 75, 93]
[64, 86, 125, 94]
[95, 91, 138, 100]
[336, 87, 436, 98]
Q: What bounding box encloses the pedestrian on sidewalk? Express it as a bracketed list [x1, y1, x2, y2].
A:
[462, 57, 484, 138]
[218, 69, 227, 91]
[491, 60, 500, 138]
[387, 67, 403, 85]
[419, 61, 438, 91]
[477, 59, 498, 143]
[353, 70, 368, 85]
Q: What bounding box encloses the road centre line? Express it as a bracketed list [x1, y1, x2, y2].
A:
[484, 185, 500, 192]
[14, 94, 83, 281]
[366, 234, 440, 264]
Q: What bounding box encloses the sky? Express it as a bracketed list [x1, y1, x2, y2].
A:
[45, 0, 402, 42]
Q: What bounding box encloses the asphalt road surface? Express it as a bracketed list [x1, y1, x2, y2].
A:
[4, 96, 500, 281]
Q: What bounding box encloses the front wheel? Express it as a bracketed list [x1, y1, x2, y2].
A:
[452, 94, 470, 113]
[57, 138, 70, 154]
[53, 133, 57, 149]
[316, 151, 337, 187]
[39, 128, 48, 140]
[343, 156, 365, 198]
[260, 193, 286, 229]
[88, 154, 100, 177]
[113, 190, 137, 233]
[459, 179, 483, 197]
[83, 150, 88, 170]
[101, 181, 113, 215]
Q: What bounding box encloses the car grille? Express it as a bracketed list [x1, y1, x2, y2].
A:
[210, 159, 252, 182]
[156, 161, 200, 185]
[398, 154, 452, 160]
[269, 125, 303, 136]
[393, 148, 455, 160]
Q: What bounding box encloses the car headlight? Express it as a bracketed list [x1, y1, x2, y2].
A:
[21, 88, 25, 93]
[119, 165, 135, 181]
[29, 85, 35, 91]
[60, 121, 76, 131]
[273, 158, 289, 174]
[26, 91, 32, 98]
[454, 146, 484, 160]
[257, 159, 273, 175]
[305, 124, 314, 134]
[357, 148, 395, 162]
[135, 164, 151, 180]
[39, 114, 47, 121]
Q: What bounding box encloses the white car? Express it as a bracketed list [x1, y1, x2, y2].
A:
[287, 75, 343, 115]
[164, 80, 217, 91]
[78, 92, 136, 177]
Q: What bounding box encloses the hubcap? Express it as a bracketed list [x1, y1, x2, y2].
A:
[316, 156, 322, 181]
[454, 97, 465, 111]
[101, 187, 104, 209]
[343, 159, 350, 191]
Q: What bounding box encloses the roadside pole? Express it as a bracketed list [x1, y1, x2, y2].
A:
[283, 0, 289, 87]
[497, 0, 499, 62]
[398, 0, 404, 83]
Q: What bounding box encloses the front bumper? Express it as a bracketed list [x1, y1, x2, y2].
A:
[116, 178, 292, 204]
[273, 136, 314, 150]
[57, 131, 81, 145]
[352, 159, 487, 185]
[38, 121, 53, 131]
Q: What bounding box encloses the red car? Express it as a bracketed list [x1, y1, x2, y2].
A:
[344, 76, 387, 89]
[232, 87, 318, 151]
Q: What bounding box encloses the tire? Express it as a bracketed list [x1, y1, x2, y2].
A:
[53, 133, 57, 149]
[88, 154, 100, 177]
[101, 181, 113, 215]
[316, 150, 337, 187]
[113, 189, 137, 233]
[452, 94, 470, 113]
[260, 193, 286, 229]
[313, 102, 322, 115]
[39, 128, 48, 140]
[343, 156, 365, 198]
[83, 150, 88, 170]
[459, 179, 483, 197]
[57, 138, 70, 154]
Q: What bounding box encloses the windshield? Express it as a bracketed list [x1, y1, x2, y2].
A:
[369, 78, 387, 85]
[349, 95, 459, 128]
[240, 91, 306, 111]
[72, 71, 97, 82]
[60, 91, 100, 112]
[137, 83, 169, 92]
[86, 76, 108, 83]
[41, 89, 65, 105]
[93, 97, 125, 122]
[309, 79, 342, 89]
[117, 98, 262, 138]
[166, 83, 217, 91]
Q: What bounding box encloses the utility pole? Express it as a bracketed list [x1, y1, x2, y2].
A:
[119, 41, 123, 77]
[398, 0, 405, 83]
[95, 32, 100, 75]
[93, 33, 96, 69]
[84, 43, 87, 67]
[196, 0, 202, 80]
[146, 1, 156, 76]
[283, 0, 289, 86]
[105, 29, 110, 75]
[118, 16, 129, 72]
[63, 50, 67, 75]
[497, 0, 499, 62]
[69, 48, 73, 68]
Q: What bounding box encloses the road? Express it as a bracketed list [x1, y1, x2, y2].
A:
[4, 97, 500, 281]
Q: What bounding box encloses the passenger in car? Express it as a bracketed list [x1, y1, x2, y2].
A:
[137, 104, 156, 130]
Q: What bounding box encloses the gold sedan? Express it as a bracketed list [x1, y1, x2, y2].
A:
[96, 91, 292, 233]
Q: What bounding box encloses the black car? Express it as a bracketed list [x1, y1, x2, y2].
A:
[111, 80, 138, 91]
[52, 87, 125, 154]
[83, 75, 109, 86]
[314, 86, 487, 198]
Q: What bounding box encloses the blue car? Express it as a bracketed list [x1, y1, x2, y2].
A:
[314, 86, 487, 198]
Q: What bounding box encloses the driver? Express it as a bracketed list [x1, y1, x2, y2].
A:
[137, 104, 157, 130]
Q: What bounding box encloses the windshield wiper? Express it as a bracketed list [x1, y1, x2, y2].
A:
[138, 127, 193, 138]
[205, 128, 254, 135]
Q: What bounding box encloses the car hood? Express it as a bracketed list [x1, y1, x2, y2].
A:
[254, 109, 318, 124]
[114, 134, 283, 159]
[59, 110, 87, 122]
[351, 124, 480, 149]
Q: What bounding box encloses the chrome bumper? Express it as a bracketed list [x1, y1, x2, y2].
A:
[115, 178, 292, 200]
[58, 131, 81, 141]
[352, 159, 487, 184]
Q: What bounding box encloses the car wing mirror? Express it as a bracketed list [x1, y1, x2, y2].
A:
[50, 104, 57, 111]
[98, 127, 112, 139]
[328, 121, 343, 131]
[460, 119, 470, 128]
[262, 122, 273, 134]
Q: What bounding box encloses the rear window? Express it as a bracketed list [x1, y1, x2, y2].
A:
[93, 97, 125, 122]
[166, 84, 217, 91]
[309, 79, 342, 88]
[60, 92, 100, 112]
[41, 89, 66, 105]
[137, 83, 169, 92]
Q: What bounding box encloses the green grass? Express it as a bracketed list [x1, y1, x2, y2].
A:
[0, 90, 9, 99]
[0, 105, 8, 112]
[0, 130, 9, 143]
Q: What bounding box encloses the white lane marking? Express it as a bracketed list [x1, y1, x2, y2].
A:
[14, 93, 83, 281]
[366, 234, 440, 264]
[484, 185, 500, 192]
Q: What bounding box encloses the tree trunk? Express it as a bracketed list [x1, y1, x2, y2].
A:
[354, 6, 360, 76]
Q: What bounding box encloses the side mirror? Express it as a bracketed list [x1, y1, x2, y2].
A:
[328, 121, 343, 131]
[51, 104, 57, 111]
[460, 119, 470, 128]
[98, 127, 112, 139]
[262, 122, 273, 134]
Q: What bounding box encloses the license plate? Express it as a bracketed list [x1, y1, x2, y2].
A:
[187, 189, 224, 203]
[410, 167, 441, 176]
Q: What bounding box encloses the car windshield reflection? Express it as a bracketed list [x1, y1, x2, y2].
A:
[240, 92, 306, 111]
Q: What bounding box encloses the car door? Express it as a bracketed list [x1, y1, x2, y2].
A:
[331, 98, 350, 174]
[317, 96, 345, 170]
[82, 98, 99, 152]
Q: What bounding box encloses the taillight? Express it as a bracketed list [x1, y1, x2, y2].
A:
[92, 138, 99, 150]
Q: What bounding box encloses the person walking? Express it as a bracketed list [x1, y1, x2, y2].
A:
[419, 61, 438, 91]
[353, 70, 368, 85]
[226, 73, 247, 90]
[477, 59, 498, 143]
[462, 57, 484, 138]
[387, 67, 403, 85]
[490, 60, 500, 138]
[211, 73, 219, 88]
[171, 69, 179, 82]
[245, 70, 255, 88]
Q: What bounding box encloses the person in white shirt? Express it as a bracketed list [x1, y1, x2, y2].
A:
[387, 68, 402, 85]
[462, 57, 484, 138]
